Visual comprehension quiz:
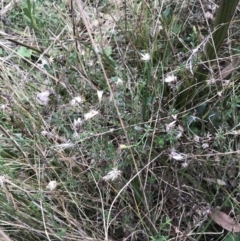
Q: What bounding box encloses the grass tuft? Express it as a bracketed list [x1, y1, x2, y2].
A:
[1, 0, 240, 240]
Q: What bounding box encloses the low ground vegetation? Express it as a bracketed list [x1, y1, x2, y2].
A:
[1, 0, 240, 240]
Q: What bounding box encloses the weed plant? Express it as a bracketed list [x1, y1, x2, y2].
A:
[1, 0, 240, 241]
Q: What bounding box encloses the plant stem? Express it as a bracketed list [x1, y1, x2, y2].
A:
[194, 0, 239, 83]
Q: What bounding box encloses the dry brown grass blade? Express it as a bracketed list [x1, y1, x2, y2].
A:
[209, 208, 240, 232]
[0, 0, 19, 16]
[73, 2, 151, 239]
[219, 56, 240, 79]
[0, 230, 12, 241]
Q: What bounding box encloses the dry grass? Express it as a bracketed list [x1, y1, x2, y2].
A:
[0, 0, 240, 241]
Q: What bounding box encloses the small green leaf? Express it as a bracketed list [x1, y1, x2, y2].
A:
[163, 8, 171, 19]
[17, 46, 32, 58]
[162, 7, 172, 25]
[103, 46, 112, 57]
[224, 233, 240, 241]
[23, 8, 32, 19]
[27, 0, 32, 12]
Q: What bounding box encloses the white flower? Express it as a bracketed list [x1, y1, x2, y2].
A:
[182, 162, 189, 168]
[0, 176, 6, 187]
[204, 178, 226, 186]
[88, 59, 94, 66]
[140, 53, 151, 62]
[49, 56, 54, 64]
[205, 132, 212, 140]
[53, 141, 75, 150]
[41, 130, 52, 137]
[94, 45, 100, 54]
[202, 143, 209, 149]
[204, 11, 213, 20]
[119, 144, 127, 149]
[216, 179, 226, 186]
[231, 130, 240, 135]
[158, 25, 163, 31]
[175, 131, 183, 139]
[84, 110, 99, 120]
[116, 78, 123, 86]
[73, 118, 83, 130]
[37, 57, 49, 69]
[223, 80, 230, 86]
[36, 90, 53, 106]
[46, 181, 57, 191]
[103, 168, 122, 181]
[0, 104, 7, 110]
[70, 96, 84, 106]
[169, 149, 186, 161]
[175, 124, 184, 139]
[119, 144, 136, 149]
[193, 135, 200, 142]
[170, 152, 185, 161]
[72, 131, 80, 139]
[165, 121, 176, 132]
[97, 90, 103, 103]
[164, 75, 177, 83]
[134, 125, 142, 131]
[206, 78, 216, 85]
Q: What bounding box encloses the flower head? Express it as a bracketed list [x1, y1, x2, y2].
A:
[140, 53, 151, 62]
[70, 96, 84, 106]
[36, 90, 53, 106]
[116, 78, 123, 86]
[46, 181, 57, 191]
[164, 75, 177, 83]
[84, 110, 99, 120]
[73, 118, 83, 131]
[97, 90, 103, 103]
[103, 168, 122, 181]
[169, 149, 186, 161]
[0, 176, 6, 187]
